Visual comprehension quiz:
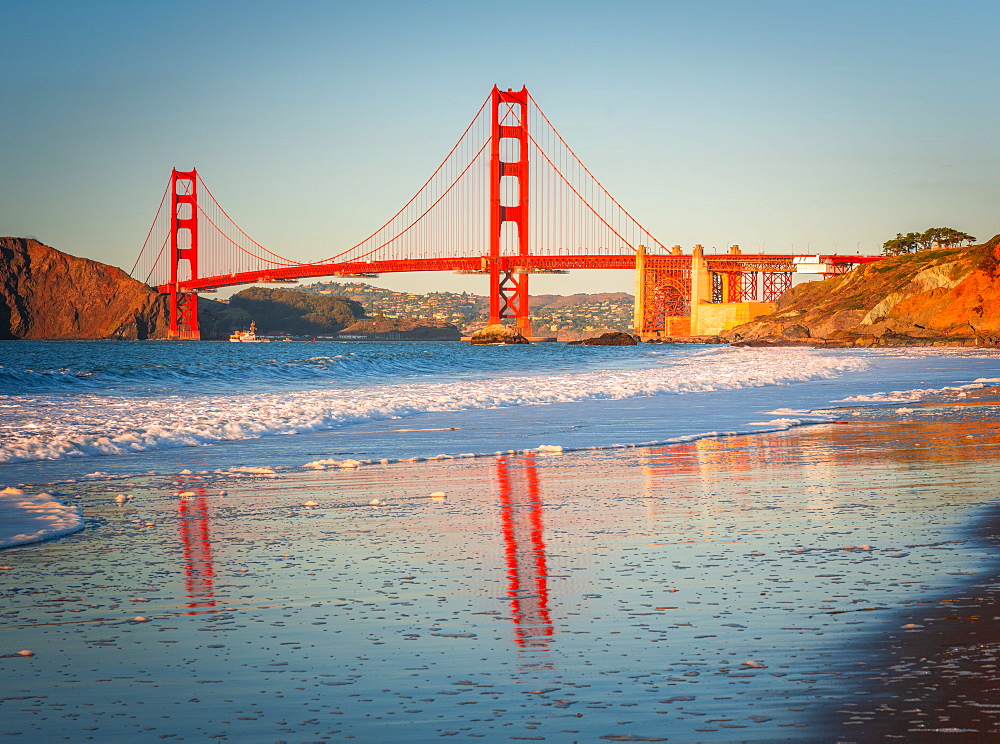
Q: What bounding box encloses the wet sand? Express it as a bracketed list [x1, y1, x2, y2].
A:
[2, 389, 1000, 742]
[835, 505, 1000, 741]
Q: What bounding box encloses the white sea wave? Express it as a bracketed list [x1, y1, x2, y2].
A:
[0, 347, 866, 464]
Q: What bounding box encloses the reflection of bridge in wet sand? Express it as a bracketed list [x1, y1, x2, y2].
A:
[496, 455, 554, 660]
[177, 489, 217, 615]
[171, 462, 557, 658]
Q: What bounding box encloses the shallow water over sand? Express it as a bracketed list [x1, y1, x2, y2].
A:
[4, 394, 1000, 742]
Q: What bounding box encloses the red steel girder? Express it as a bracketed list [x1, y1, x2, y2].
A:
[158, 252, 879, 295]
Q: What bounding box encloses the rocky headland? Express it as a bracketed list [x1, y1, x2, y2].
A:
[0, 237, 170, 340]
[722, 235, 1000, 347]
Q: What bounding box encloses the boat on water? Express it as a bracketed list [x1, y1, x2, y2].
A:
[229, 322, 270, 343]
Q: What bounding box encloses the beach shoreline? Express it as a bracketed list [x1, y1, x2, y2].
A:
[2, 387, 1000, 741]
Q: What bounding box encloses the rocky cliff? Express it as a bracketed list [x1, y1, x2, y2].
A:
[0, 238, 170, 340]
[722, 235, 1000, 347]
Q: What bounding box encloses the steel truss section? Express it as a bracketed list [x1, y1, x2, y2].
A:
[642, 268, 691, 333]
[705, 257, 795, 273]
[762, 271, 792, 302]
[496, 269, 529, 324]
[174, 292, 200, 340]
[712, 272, 724, 303]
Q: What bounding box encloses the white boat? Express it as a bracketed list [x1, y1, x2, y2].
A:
[229, 321, 270, 343]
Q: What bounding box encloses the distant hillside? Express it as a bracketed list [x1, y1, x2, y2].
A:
[528, 292, 632, 310]
[227, 287, 362, 336]
[220, 287, 462, 340]
[296, 281, 634, 339]
[338, 318, 462, 340]
[0, 238, 169, 340]
[723, 235, 1000, 346]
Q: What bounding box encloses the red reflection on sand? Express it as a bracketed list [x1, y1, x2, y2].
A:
[496, 455, 553, 654]
[177, 488, 217, 615]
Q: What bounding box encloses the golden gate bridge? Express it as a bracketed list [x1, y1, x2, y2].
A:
[130, 86, 878, 340]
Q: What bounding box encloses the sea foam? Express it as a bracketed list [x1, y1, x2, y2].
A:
[0, 489, 85, 549]
[0, 347, 867, 465]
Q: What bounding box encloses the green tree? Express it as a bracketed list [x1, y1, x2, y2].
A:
[882, 232, 921, 256]
[882, 228, 975, 256]
[926, 227, 975, 248]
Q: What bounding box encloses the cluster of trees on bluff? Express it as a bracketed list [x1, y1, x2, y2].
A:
[882, 227, 975, 256]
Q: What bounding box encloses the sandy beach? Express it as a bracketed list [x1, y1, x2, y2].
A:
[2, 385, 999, 742]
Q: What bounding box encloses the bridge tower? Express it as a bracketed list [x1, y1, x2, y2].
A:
[168, 168, 200, 340]
[489, 86, 533, 337]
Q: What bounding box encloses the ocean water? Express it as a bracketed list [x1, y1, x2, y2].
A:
[4, 340, 997, 483]
[3, 340, 1000, 521]
[3, 340, 1000, 741]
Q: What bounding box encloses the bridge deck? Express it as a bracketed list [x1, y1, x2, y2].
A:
[159, 253, 880, 293]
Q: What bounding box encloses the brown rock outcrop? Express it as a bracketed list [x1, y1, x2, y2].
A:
[0, 237, 170, 339]
[568, 331, 638, 346]
[722, 235, 1000, 347]
[467, 324, 530, 345]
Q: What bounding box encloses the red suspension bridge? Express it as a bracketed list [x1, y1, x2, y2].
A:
[131, 86, 878, 340]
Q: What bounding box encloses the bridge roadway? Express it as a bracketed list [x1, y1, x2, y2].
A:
[157, 252, 880, 294]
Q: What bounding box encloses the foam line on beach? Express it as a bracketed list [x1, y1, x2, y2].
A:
[301, 416, 834, 470]
[834, 382, 986, 403]
[0, 488, 84, 549]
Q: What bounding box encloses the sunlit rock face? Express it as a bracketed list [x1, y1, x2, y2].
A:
[723, 235, 1000, 347]
[468, 324, 530, 345]
[0, 237, 169, 339]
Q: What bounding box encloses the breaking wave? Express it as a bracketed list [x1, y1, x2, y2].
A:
[0, 347, 867, 464]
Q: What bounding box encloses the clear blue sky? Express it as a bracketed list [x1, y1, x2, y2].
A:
[4, 0, 998, 295]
